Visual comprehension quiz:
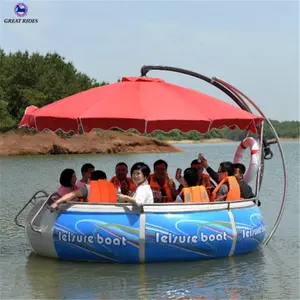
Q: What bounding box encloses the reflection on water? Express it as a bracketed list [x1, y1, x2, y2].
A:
[1, 141, 299, 299]
[24, 250, 266, 299]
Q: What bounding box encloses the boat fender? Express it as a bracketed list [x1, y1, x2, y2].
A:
[233, 137, 260, 184]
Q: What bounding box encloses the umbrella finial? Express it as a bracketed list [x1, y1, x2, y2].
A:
[140, 65, 151, 77]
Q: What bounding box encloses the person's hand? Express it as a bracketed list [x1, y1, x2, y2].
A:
[178, 177, 187, 187]
[128, 191, 135, 197]
[118, 194, 127, 202]
[152, 190, 162, 201]
[199, 154, 208, 169]
[50, 202, 58, 212]
[168, 178, 175, 187]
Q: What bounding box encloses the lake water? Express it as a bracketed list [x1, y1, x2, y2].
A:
[0, 141, 299, 299]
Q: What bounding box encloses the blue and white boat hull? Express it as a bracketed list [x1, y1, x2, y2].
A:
[26, 201, 265, 263]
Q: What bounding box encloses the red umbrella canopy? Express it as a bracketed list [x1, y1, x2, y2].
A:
[19, 77, 263, 134]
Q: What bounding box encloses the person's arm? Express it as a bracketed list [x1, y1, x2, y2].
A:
[177, 184, 184, 194]
[246, 184, 255, 198]
[207, 167, 219, 183]
[118, 194, 137, 205]
[169, 180, 178, 199]
[119, 185, 151, 205]
[50, 190, 83, 210]
[199, 155, 219, 183]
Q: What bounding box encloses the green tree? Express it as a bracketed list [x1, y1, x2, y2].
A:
[0, 49, 108, 130]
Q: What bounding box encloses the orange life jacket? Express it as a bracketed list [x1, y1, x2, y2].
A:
[181, 185, 210, 203]
[87, 180, 117, 203]
[211, 176, 241, 202]
[110, 176, 136, 192]
[149, 174, 173, 202]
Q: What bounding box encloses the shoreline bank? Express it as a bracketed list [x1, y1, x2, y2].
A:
[0, 131, 182, 156]
[0, 131, 298, 156]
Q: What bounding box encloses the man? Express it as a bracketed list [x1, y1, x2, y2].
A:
[234, 163, 261, 206]
[110, 162, 136, 195]
[201, 154, 243, 201]
[211, 161, 241, 202]
[177, 158, 215, 195]
[148, 159, 177, 202]
[76, 163, 95, 188]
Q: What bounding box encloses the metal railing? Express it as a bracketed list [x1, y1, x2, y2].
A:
[29, 192, 58, 233]
[14, 190, 49, 228]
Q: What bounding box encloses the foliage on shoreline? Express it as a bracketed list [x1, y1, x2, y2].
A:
[0, 49, 299, 140]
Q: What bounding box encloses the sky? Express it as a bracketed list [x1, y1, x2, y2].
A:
[1, 0, 299, 121]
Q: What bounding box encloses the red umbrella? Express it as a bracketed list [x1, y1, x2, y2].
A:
[19, 77, 263, 134]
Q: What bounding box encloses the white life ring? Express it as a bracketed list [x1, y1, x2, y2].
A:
[233, 137, 260, 184]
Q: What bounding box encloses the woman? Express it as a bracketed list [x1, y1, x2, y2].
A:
[50, 170, 107, 210]
[118, 162, 153, 205]
[56, 169, 79, 198]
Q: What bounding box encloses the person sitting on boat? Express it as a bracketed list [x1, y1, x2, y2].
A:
[211, 162, 241, 202]
[76, 163, 95, 189]
[233, 163, 255, 198]
[117, 162, 154, 205]
[148, 159, 177, 203]
[50, 170, 111, 210]
[110, 162, 136, 195]
[56, 169, 79, 198]
[176, 158, 215, 198]
[175, 168, 209, 203]
[234, 163, 261, 206]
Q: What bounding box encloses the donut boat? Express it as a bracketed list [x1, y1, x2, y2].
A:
[15, 65, 287, 263]
[21, 197, 264, 263]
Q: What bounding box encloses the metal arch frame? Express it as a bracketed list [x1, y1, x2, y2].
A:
[140, 65, 287, 245]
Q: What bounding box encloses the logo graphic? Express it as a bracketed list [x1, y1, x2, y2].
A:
[4, 2, 38, 24]
[14, 3, 28, 17]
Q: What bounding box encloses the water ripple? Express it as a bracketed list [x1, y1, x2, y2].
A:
[0, 141, 299, 299]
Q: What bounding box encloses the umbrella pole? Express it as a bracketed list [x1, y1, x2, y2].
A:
[140, 65, 287, 245]
[141, 65, 251, 112]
